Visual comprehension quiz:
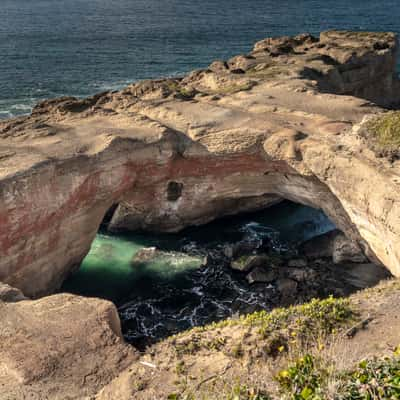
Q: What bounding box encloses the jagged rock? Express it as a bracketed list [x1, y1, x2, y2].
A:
[300, 230, 367, 264]
[246, 267, 277, 284]
[0, 282, 27, 302]
[276, 278, 298, 299]
[0, 31, 399, 298]
[336, 262, 392, 289]
[209, 60, 229, 73]
[288, 258, 308, 268]
[0, 293, 136, 399]
[253, 33, 318, 53]
[300, 230, 341, 259]
[223, 239, 262, 260]
[286, 268, 317, 282]
[230, 254, 269, 272]
[333, 233, 368, 264]
[227, 55, 257, 72]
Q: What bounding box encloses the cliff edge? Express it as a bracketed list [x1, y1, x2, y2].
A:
[0, 30, 399, 297]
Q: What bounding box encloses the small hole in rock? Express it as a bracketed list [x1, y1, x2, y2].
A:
[167, 181, 183, 201]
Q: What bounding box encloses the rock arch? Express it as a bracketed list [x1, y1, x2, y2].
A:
[0, 30, 399, 297]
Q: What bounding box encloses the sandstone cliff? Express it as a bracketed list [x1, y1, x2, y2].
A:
[0, 30, 399, 298]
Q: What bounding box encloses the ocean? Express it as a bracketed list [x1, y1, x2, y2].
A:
[1, 0, 399, 119]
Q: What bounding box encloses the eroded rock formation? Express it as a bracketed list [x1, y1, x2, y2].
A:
[0, 292, 136, 399]
[0, 31, 399, 298]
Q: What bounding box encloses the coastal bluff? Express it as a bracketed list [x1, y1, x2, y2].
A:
[0, 30, 400, 298]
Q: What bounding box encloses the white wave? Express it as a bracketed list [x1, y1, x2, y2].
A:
[11, 104, 32, 111]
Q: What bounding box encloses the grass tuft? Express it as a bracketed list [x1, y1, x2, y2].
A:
[366, 112, 400, 148]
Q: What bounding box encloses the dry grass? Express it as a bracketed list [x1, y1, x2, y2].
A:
[366, 112, 400, 148]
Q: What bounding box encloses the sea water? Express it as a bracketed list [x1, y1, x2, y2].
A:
[1, 0, 399, 118]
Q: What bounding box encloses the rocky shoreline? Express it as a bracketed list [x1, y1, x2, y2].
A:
[0, 30, 400, 399]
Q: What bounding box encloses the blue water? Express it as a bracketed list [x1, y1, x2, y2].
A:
[1, 0, 400, 118]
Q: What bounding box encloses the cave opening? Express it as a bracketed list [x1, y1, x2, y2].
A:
[62, 200, 391, 350]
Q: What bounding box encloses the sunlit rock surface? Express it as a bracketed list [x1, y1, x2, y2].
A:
[0, 293, 136, 399]
[0, 30, 399, 297]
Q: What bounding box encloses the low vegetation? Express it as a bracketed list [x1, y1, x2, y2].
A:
[143, 280, 400, 400]
[246, 64, 289, 80]
[173, 296, 354, 351]
[211, 81, 256, 95]
[366, 112, 400, 148]
[166, 81, 197, 99]
[276, 353, 400, 400]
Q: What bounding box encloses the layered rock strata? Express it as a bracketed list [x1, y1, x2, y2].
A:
[0, 31, 399, 298]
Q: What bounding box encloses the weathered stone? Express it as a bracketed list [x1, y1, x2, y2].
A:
[0, 294, 136, 398]
[300, 230, 340, 259]
[227, 55, 257, 72]
[288, 258, 308, 268]
[333, 233, 368, 264]
[0, 282, 27, 302]
[209, 60, 229, 73]
[336, 262, 392, 289]
[286, 268, 313, 282]
[246, 267, 277, 284]
[300, 230, 367, 264]
[276, 278, 298, 298]
[131, 247, 159, 265]
[230, 255, 269, 272]
[223, 239, 262, 260]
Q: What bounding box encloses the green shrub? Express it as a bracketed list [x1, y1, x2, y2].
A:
[276, 354, 400, 400]
[276, 354, 327, 400]
[338, 357, 400, 400]
[227, 384, 270, 400]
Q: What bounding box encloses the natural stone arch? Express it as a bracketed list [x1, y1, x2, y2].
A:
[0, 30, 399, 298]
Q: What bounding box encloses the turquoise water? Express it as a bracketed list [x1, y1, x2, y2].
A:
[63, 201, 334, 303]
[62, 201, 335, 344]
[1, 0, 400, 118]
[62, 233, 203, 302]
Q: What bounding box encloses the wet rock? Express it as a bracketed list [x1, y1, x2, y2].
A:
[288, 258, 308, 268]
[276, 278, 298, 299]
[286, 268, 314, 282]
[246, 267, 277, 284]
[131, 247, 205, 272]
[201, 255, 212, 267]
[223, 239, 262, 259]
[131, 247, 159, 265]
[300, 230, 367, 264]
[0, 282, 27, 302]
[299, 230, 339, 259]
[230, 254, 269, 272]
